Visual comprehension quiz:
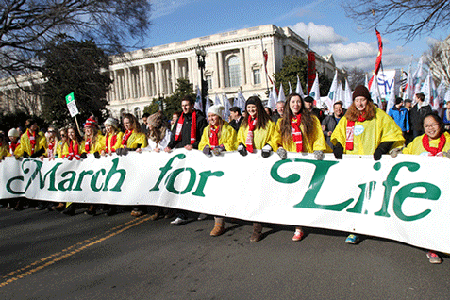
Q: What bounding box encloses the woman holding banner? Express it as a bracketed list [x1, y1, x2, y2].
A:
[275, 93, 327, 242]
[331, 85, 405, 244]
[198, 105, 237, 236]
[117, 113, 148, 217]
[61, 124, 86, 216]
[237, 96, 278, 242]
[101, 117, 123, 156]
[397, 113, 450, 264]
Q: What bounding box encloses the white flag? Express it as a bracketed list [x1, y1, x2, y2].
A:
[296, 75, 305, 98]
[289, 81, 293, 94]
[278, 83, 286, 103]
[326, 70, 339, 110]
[386, 80, 396, 115]
[205, 96, 211, 114]
[343, 77, 352, 109]
[370, 75, 383, 108]
[364, 74, 369, 89]
[309, 73, 321, 107]
[222, 93, 231, 121]
[194, 85, 203, 112]
[214, 93, 221, 106]
[237, 90, 246, 111]
[267, 86, 277, 109]
[413, 57, 424, 95]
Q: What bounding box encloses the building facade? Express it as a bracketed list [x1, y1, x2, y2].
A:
[107, 25, 338, 118]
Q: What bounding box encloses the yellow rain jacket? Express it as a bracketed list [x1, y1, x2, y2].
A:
[104, 132, 124, 153]
[331, 108, 405, 155]
[61, 141, 86, 158]
[199, 123, 237, 151]
[120, 131, 148, 149]
[237, 120, 278, 150]
[0, 143, 9, 159]
[84, 134, 106, 154]
[56, 141, 65, 158]
[275, 116, 326, 153]
[403, 132, 450, 156]
[14, 129, 47, 157]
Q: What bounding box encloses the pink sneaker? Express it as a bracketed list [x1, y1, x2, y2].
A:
[292, 230, 304, 242]
[426, 251, 442, 264]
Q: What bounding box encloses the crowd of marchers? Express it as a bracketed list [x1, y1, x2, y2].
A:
[1, 85, 449, 265]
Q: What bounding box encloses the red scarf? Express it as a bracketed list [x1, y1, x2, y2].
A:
[175, 111, 197, 144]
[345, 113, 366, 151]
[68, 140, 80, 160]
[27, 129, 36, 155]
[122, 130, 133, 146]
[85, 138, 91, 153]
[47, 141, 55, 158]
[291, 114, 303, 152]
[245, 116, 257, 153]
[209, 125, 220, 148]
[423, 134, 446, 156]
[9, 141, 19, 155]
[106, 133, 118, 153]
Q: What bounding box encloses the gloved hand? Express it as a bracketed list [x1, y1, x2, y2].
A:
[80, 153, 87, 159]
[374, 142, 393, 160]
[212, 144, 225, 156]
[203, 145, 212, 157]
[373, 148, 383, 160]
[261, 144, 272, 158]
[313, 150, 324, 160]
[238, 143, 247, 157]
[333, 143, 343, 159]
[94, 152, 100, 159]
[389, 148, 403, 158]
[276, 147, 287, 160]
[116, 148, 128, 156]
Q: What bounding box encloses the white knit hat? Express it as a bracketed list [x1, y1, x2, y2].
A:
[8, 128, 20, 138]
[208, 105, 225, 119]
[104, 117, 119, 128]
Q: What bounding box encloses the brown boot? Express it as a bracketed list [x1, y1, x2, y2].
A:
[250, 223, 262, 242]
[149, 212, 159, 221]
[210, 224, 225, 237]
[53, 203, 65, 211]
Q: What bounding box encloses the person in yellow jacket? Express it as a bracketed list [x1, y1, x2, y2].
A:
[198, 105, 237, 237]
[274, 93, 327, 242]
[101, 117, 123, 156]
[331, 85, 405, 245]
[117, 113, 148, 217]
[14, 119, 47, 158]
[56, 127, 67, 159]
[45, 125, 59, 159]
[236, 96, 278, 243]
[61, 124, 86, 216]
[0, 131, 9, 159]
[391, 113, 448, 263]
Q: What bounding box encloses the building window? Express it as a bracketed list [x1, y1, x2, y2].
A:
[206, 75, 212, 90]
[227, 56, 241, 87]
[253, 69, 261, 85]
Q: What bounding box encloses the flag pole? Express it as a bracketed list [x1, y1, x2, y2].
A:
[260, 35, 270, 97]
[306, 35, 310, 94]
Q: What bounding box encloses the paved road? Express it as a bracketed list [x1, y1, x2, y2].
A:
[1, 204, 450, 299]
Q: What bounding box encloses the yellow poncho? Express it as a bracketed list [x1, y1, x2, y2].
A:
[104, 132, 124, 152]
[119, 131, 148, 149]
[14, 129, 47, 157]
[403, 132, 450, 156]
[199, 123, 237, 151]
[0, 144, 9, 159]
[237, 120, 278, 150]
[61, 141, 86, 158]
[331, 108, 405, 155]
[275, 116, 326, 153]
[84, 134, 106, 154]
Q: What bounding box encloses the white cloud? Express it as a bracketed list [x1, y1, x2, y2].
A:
[150, 0, 200, 20]
[274, 0, 327, 22]
[291, 22, 348, 44]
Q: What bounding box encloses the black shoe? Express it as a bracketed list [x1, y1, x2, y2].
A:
[62, 205, 75, 216]
[106, 207, 117, 216]
[36, 202, 45, 210]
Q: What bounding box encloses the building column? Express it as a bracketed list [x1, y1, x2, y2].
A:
[125, 68, 131, 99]
[149, 65, 155, 96]
[157, 62, 163, 95]
[143, 65, 149, 97]
[139, 66, 144, 98]
[240, 48, 246, 86]
[174, 59, 180, 80]
[218, 51, 225, 88]
[213, 52, 220, 89]
[171, 59, 176, 93]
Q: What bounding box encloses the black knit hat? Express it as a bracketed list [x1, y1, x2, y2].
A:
[352, 85, 372, 101]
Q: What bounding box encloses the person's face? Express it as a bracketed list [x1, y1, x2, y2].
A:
[181, 100, 193, 114]
[142, 117, 147, 125]
[246, 104, 257, 118]
[123, 118, 133, 131]
[446, 102, 450, 109]
[396, 101, 403, 108]
[208, 113, 221, 126]
[276, 102, 285, 115]
[68, 128, 76, 141]
[9, 136, 18, 143]
[334, 104, 343, 117]
[60, 130, 66, 141]
[304, 101, 312, 109]
[85, 126, 93, 136]
[415, 95, 423, 103]
[405, 102, 412, 109]
[230, 111, 238, 120]
[354, 96, 368, 111]
[172, 114, 179, 124]
[290, 95, 302, 115]
[106, 125, 113, 134]
[30, 124, 38, 132]
[424, 116, 442, 140]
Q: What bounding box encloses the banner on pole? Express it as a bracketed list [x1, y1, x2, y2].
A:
[65, 92, 79, 117]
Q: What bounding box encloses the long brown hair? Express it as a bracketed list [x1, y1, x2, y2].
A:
[344, 101, 376, 122]
[122, 113, 142, 133]
[241, 96, 271, 130]
[67, 124, 83, 144]
[280, 93, 316, 143]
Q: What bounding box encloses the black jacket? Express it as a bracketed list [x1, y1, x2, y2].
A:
[168, 109, 207, 149]
[409, 103, 432, 131]
[229, 117, 243, 132]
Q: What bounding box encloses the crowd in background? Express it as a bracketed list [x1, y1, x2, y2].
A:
[0, 86, 448, 264]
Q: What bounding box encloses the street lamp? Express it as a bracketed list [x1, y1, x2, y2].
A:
[195, 45, 208, 112]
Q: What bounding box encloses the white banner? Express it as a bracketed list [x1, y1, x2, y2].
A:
[1, 151, 449, 253]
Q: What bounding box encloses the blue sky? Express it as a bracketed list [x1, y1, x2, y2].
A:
[144, 0, 448, 72]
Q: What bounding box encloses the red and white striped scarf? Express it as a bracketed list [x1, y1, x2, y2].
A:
[345, 113, 366, 151]
[9, 141, 20, 155]
[122, 130, 133, 147]
[245, 116, 257, 153]
[27, 129, 36, 155]
[106, 133, 118, 153]
[291, 114, 303, 152]
[68, 141, 81, 160]
[208, 125, 220, 149]
[175, 111, 197, 144]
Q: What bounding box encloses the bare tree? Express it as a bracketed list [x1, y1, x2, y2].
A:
[1, 0, 152, 78]
[343, 66, 366, 90]
[425, 36, 450, 86]
[342, 0, 450, 42]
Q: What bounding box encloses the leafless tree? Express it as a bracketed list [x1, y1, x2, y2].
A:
[343, 66, 366, 90]
[425, 36, 450, 86]
[342, 0, 450, 42]
[1, 0, 152, 78]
